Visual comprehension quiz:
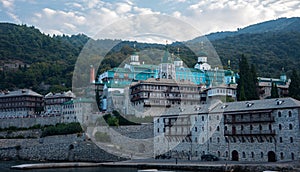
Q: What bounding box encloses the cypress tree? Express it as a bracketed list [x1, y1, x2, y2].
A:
[237, 55, 259, 101]
[289, 70, 300, 100]
[271, 82, 279, 98]
[249, 64, 259, 100]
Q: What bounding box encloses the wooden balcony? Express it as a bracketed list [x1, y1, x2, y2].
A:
[224, 130, 276, 136]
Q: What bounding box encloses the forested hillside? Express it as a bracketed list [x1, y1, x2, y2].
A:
[212, 31, 300, 77]
[0, 17, 300, 93]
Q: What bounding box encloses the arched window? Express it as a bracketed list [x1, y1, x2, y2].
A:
[278, 111, 281, 117]
[292, 153, 295, 160]
[288, 111, 292, 117]
[242, 152, 246, 158]
[217, 137, 220, 143]
[280, 137, 283, 143]
[290, 137, 293, 143]
[261, 152, 264, 158]
[224, 126, 228, 131]
[251, 152, 254, 158]
[259, 125, 262, 130]
[195, 127, 198, 132]
[279, 124, 282, 130]
[218, 151, 221, 157]
[289, 124, 293, 130]
[280, 152, 284, 160]
[217, 126, 220, 131]
[202, 116, 204, 121]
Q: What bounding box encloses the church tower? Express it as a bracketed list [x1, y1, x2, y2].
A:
[130, 44, 140, 66]
[159, 42, 176, 79]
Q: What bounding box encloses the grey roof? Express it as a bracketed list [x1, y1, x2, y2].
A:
[0, 89, 43, 98]
[157, 97, 300, 117]
[45, 90, 75, 99]
[211, 97, 300, 114]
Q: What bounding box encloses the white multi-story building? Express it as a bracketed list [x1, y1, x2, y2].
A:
[61, 98, 93, 124]
[44, 91, 75, 116]
[154, 97, 300, 162]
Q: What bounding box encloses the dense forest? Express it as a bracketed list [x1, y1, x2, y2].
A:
[0, 17, 300, 94]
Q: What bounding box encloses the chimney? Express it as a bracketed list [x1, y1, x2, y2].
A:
[90, 65, 95, 83]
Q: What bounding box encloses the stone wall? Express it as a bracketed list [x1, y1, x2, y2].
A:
[86, 124, 154, 159]
[0, 116, 61, 129]
[0, 134, 124, 162]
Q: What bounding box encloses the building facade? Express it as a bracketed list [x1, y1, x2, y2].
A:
[44, 91, 75, 116]
[0, 89, 43, 118]
[153, 97, 300, 162]
[62, 98, 93, 124]
[96, 45, 238, 113]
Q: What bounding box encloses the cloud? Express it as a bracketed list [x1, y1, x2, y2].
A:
[1, 0, 14, 10]
[116, 2, 132, 14]
[32, 7, 87, 36]
[6, 0, 299, 40]
[177, 0, 300, 34]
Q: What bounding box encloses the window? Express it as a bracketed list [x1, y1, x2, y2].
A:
[289, 124, 293, 130]
[225, 126, 228, 131]
[292, 153, 295, 160]
[279, 124, 282, 130]
[290, 137, 293, 143]
[269, 124, 272, 130]
[241, 125, 244, 131]
[202, 116, 204, 121]
[259, 125, 262, 130]
[217, 137, 220, 143]
[157, 128, 159, 133]
[278, 111, 281, 117]
[251, 152, 254, 158]
[226, 151, 228, 157]
[250, 125, 253, 130]
[217, 126, 220, 131]
[280, 137, 283, 143]
[242, 152, 246, 158]
[280, 152, 284, 160]
[261, 152, 264, 158]
[217, 115, 219, 120]
[195, 127, 198, 132]
[218, 151, 221, 157]
[288, 111, 292, 117]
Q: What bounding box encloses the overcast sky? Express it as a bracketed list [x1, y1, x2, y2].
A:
[1, 0, 300, 41]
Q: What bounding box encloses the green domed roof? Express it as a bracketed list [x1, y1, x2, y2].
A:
[225, 69, 234, 76]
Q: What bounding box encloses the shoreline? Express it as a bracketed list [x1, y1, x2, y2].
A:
[10, 159, 300, 172]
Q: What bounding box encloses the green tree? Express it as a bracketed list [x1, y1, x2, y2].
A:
[271, 82, 279, 98]
[289, 70, 300, 100]
[237, 55, 259, 101]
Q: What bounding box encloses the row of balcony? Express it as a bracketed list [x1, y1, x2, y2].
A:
[224, 130, 276, 136]
[224, 116, 275, 124]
